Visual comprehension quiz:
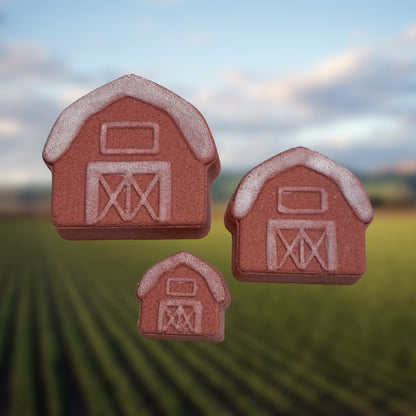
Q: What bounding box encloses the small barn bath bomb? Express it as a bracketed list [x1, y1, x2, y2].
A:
[136, 251, 230, 342]
[43, 74, 220, 240]
[225, 146, 374, 285]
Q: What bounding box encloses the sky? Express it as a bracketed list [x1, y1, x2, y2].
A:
[0, 0, 416, 185]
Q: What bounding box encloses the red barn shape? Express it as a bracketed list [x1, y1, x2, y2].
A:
[43, 74, 220, 240]
[225, 147, 374, 285]
[136, 251, 230, 342]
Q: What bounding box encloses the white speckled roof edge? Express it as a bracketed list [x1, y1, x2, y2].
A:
[136, 251, 230, 305]
[231, 146, 374, 224]
[43, 74, 216, 164]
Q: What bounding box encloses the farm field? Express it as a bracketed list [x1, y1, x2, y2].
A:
[0, 212, 416, 415]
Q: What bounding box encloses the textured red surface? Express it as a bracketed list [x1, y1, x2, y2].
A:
[136, 252, 230, 342]
[45, 89, 219, 240]
[225, 151, 373, 284]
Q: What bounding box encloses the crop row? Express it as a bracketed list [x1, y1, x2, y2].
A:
[49, 237, 395, 415]
[1, 218, 416, 415]
[42, 224, 416, 414]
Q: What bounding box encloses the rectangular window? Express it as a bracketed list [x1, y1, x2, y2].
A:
[277, 187, 328, 214]
[166, 278, 197, 297]
[100, 121, 159, 154]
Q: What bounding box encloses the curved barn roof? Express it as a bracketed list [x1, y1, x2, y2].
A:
[230, 146, 373, 224]
[136, 251, 229, 305]
[43, 74, 217, 165]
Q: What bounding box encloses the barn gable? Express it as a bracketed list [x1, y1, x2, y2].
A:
[43, 74, 217, 166]
[137, 251, 229, 305]
[230, 146, 373, 224]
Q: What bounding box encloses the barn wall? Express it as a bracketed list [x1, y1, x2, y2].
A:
[139, 265, 221, 338]
[51, 96, 206, 227]
[238, 166, 366, 276]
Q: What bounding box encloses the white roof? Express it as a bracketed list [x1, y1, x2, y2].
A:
[136, 251, 230, 305]
[43, 74, 217, 164]
[230, 146, 373, 224]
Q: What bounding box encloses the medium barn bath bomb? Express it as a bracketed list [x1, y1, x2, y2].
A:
[43, 74, 220, 240]
[136, 251, 230, 342]
[225, 146, 373, 285]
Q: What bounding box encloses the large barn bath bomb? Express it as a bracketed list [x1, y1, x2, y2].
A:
[136, 251, 230, 342]
[225, 147, 374, 285]
[43, 74, 220, 240]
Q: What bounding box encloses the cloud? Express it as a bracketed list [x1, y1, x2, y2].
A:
[246, 49, 368, 104]
[0, 91, 67, 185]
[0, 117, 22, 137]
[194, 49, 375, 134]
[399, 24, 416, 44]
[319, 127, 416, 173]
[191, 25, 416, 170]
[0, 43, 69, 81]
[0, 42, 100, 185]
[1, 22, 416, 186]
[210, 46, 414, 123]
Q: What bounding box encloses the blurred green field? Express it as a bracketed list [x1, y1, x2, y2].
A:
[0, 212, 416, 415]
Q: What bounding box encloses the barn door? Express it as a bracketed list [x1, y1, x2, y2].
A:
[157, 300, 202, 335]
[267, 219, 337, 272]
[85, 161, 171, 224]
